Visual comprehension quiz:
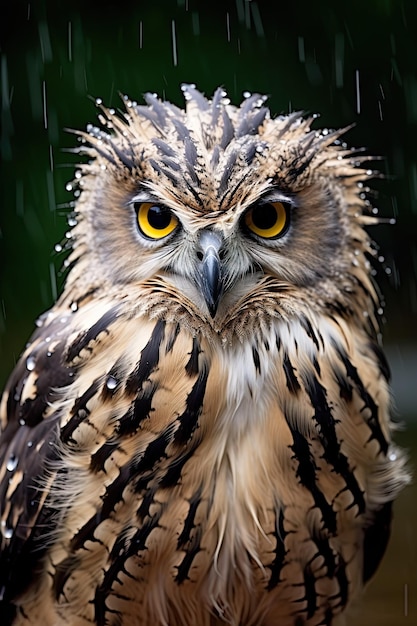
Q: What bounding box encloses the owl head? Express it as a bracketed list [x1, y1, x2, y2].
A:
[63, 84, 380, 337]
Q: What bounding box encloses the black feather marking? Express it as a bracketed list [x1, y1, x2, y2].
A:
[7, 342, 75, 429]
[174, 366, 209, 446]
[175, 526, 202, 583]
[66, 308, 119, 363]
[118, 382, 158, 436]
[61, 378, 102, 444]
[335, 346, 388, 454]
[303, 373, 365, 514]
[89, 440, 120, 473]
[309, 529, 337, 577]
[159, 446, 195, 489]
[288, 428, 337, 534]
[363, 501, 392, 583]
[132, 431, 172, 482]
[267, 508, 290, 590]
[368, 341, 391, 382]
[94, 512, 163, 626]
[53, 554, 82, 601]
[301, 316, 321, 350]
[125, 320, 165, 396]
[177, 487, 202, 549]
[185, 337, 201, 377]
[333, 367, 353, 403]
[252, 346, 261, 374]
[72, 431, 171, 552]
[301, 565, 317, 618]
[182, 175, 205, 208]
[165, 323, 180, 354]
[136, 485, 158, 522]
[282, 352, 301, 395]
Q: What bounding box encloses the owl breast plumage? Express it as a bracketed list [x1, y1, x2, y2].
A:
[0, 85, 409, 626]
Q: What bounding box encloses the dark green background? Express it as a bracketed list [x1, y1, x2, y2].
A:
[0, 1, 416, 622]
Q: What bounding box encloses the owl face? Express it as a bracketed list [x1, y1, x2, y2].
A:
[68, 85, 376, 334]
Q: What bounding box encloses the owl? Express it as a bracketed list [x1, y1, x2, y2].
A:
[0, 85, 409, 626]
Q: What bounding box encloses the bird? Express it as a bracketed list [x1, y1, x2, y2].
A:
[0, 84, 410, 626]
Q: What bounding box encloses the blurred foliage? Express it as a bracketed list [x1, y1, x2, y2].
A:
[1, 0, 417, 386]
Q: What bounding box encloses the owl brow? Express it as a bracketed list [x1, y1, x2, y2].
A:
[218, 170, 252, 210]
[259, 190, 296, 205]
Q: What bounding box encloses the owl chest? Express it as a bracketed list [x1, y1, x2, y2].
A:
[51, 317, 365, 624]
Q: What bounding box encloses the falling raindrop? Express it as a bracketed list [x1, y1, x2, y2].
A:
[225, 12, 231, 42]
[68, 21, 72, 61]
[139, 20, 143, 48]
[171, 20, 178, 67]
[355, 70, 361, 114]
[42, 80, 47, 129]
[50, 262, 57, 301]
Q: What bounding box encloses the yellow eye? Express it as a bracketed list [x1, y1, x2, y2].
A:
[135, 202, 178, 239]
[244, 202, 290, 239]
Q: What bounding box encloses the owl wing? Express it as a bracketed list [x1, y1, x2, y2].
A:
[0, 318, 75, 610]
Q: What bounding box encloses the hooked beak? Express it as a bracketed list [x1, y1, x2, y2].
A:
[197, 230, 224, 317]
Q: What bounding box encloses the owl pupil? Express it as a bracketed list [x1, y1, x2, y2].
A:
[252, 203, 278, 230]
[148, 205, 171, 229]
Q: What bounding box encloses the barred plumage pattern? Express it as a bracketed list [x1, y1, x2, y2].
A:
[0, 85, 409, 625]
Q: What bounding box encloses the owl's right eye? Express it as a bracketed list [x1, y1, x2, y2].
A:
[134, 202, 179, 240]
[243, 201, 291, 240]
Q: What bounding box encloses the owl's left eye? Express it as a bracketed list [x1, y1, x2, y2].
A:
[244, 201, 290, 239]
[135, 202, 179, 239]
